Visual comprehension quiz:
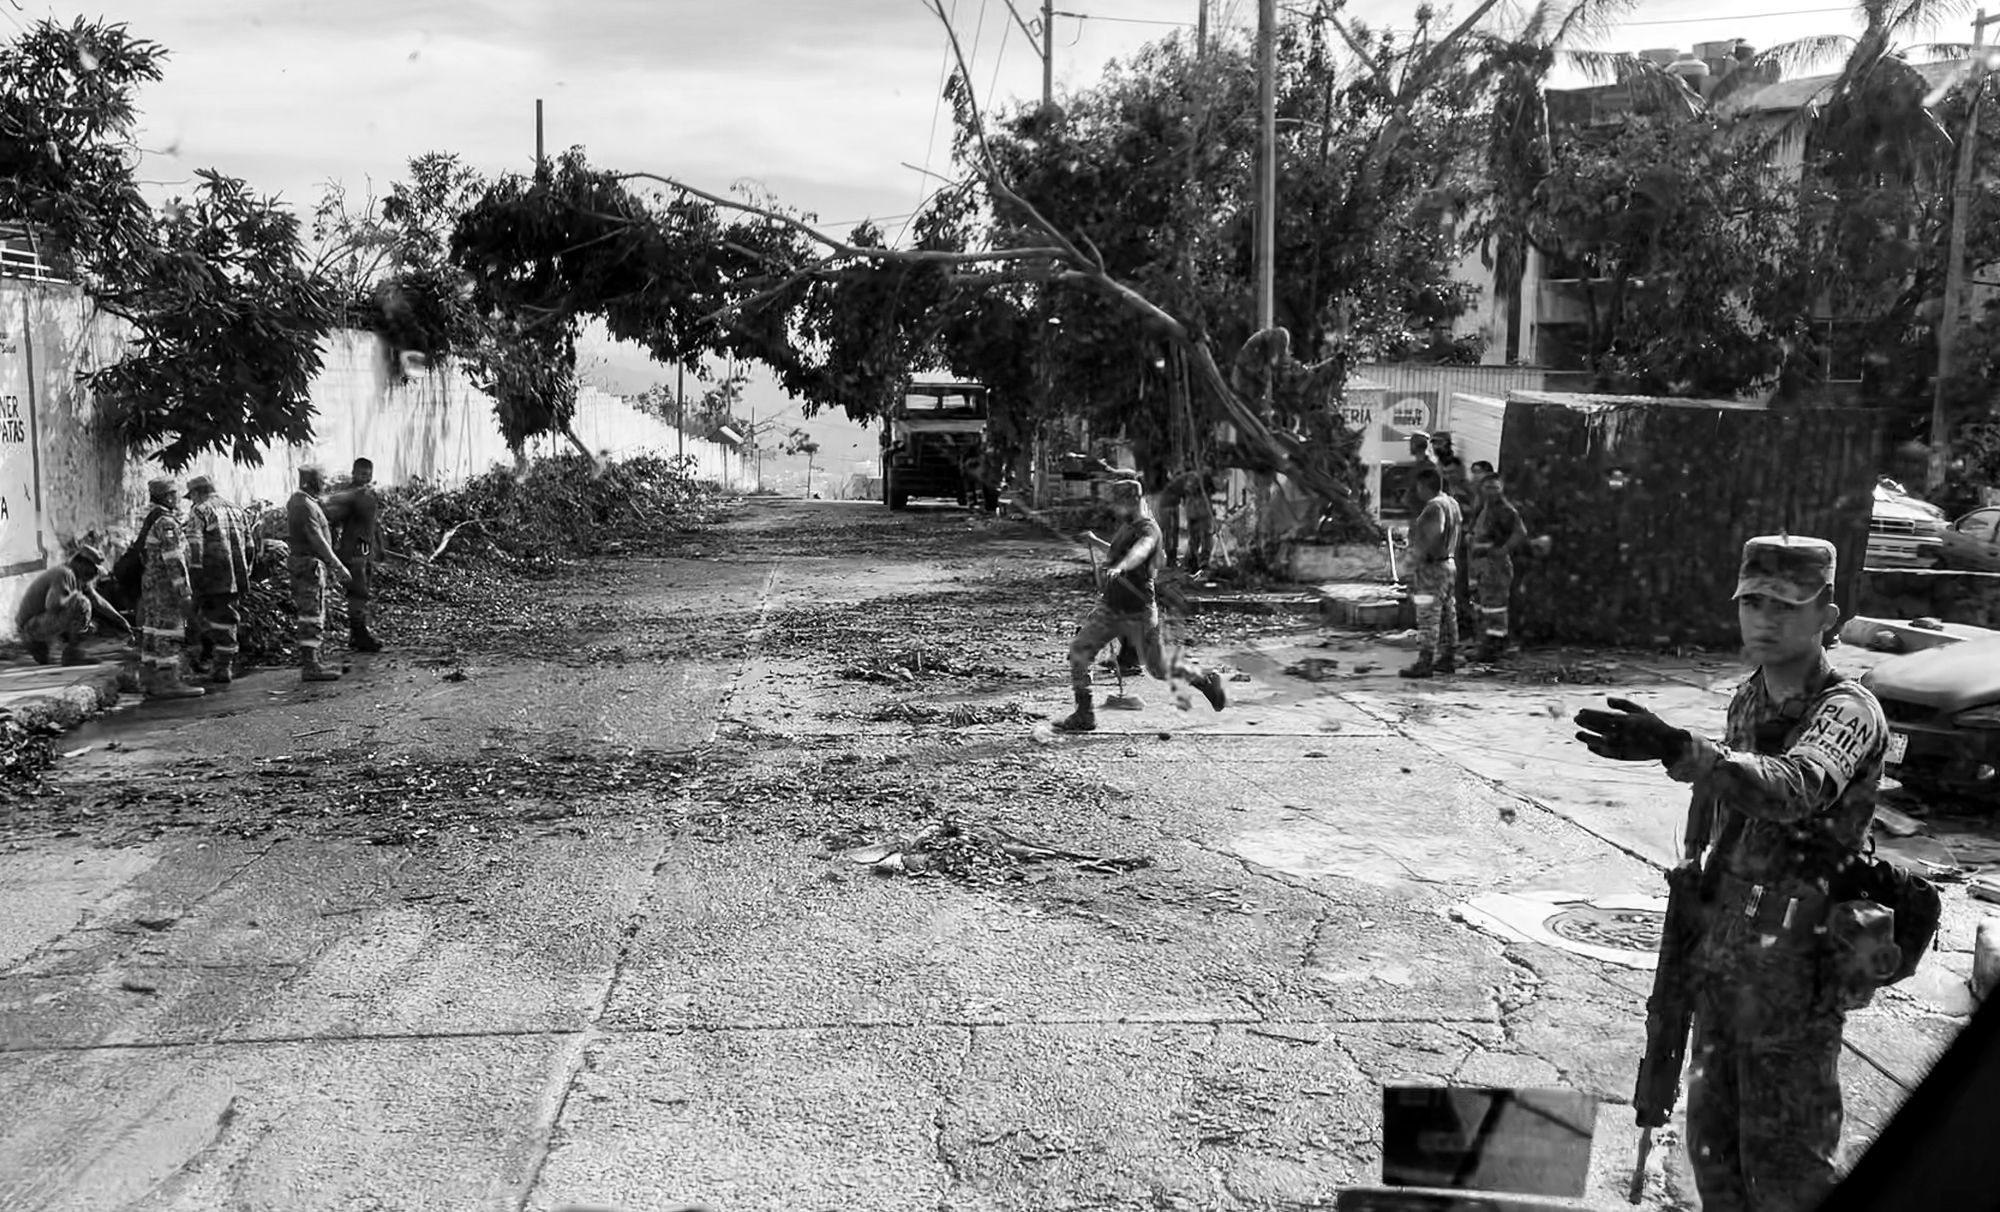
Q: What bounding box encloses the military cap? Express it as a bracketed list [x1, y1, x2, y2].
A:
[1734, 535, 1836, 605]
[70, 543, 105, 568]
[146, 477, 178, 503]
[1106, 478, 1145, 502]
[185, 475, 214, 497]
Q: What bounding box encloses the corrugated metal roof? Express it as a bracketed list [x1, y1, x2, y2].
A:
[1726, 58, 1970, 114]
[1504, 390, 1771, 411]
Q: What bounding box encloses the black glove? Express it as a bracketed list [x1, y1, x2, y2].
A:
[1573, 698, 1690, 764]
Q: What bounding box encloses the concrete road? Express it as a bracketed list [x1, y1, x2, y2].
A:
[0, 497, 1980, 1211]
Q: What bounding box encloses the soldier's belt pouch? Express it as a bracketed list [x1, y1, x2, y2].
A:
[1712, 871, 1828, 942]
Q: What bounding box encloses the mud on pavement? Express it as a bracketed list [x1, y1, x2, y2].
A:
[0, 496, 1955, 1211]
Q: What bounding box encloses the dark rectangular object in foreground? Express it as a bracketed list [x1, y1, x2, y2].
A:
[1335, 1190, 1593, 1212]
[1380, 1087, 1596, 1198]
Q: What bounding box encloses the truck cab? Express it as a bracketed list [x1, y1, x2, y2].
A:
[881, 380, 995, 511]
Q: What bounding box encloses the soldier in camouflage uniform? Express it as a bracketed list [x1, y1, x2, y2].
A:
[1575, 536, 1886, 1212]
[183, 475, 254, 684]
[325, 456, 384, 652]
[1055, 479, 1228, 733]
[1399, 466, 1461, 679]
[136, 478, 204, 700]
[287, 464, 354, 683]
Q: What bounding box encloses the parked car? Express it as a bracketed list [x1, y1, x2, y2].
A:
[1862, 634, 2000, 804]
[1940, 506, 2000, 573]
[1866, 478, 1948, 569]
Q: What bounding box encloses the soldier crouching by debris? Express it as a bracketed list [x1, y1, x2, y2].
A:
[288, 464, 354, 683]
[14, 544, 128, 665]
[1056, 478, 1228, 733]
[1574, 535, 1888, 1212]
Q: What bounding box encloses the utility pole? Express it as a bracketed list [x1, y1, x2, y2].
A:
[675, 362, 685, 464]
[1043, 0, 1055, 106]
[1255, 0, 1277, 332]
[1004, 0, 1055, 108]
[1932, 8, 1996, 492]
[1198, 0, 1209, 57]
[535, 99, 545, 172]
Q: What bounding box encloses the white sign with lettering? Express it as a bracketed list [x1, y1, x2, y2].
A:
[0, 296, 42, 575]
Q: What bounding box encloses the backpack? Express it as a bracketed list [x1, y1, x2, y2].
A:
[111, 507, 166, 602]
[1834, 847, 1942, 986]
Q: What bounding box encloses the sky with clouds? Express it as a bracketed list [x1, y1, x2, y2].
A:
[23, 0, 1885, 459]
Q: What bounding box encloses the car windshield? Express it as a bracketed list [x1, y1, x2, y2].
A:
[11, 7, 2000, 1211]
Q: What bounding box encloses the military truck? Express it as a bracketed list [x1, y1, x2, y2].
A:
[880, 380, 996, 512]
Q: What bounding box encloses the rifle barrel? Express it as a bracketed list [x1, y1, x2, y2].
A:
[1629, 1126, 1653, 1204]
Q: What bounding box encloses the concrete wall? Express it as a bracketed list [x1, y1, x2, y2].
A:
[1, 279, 751, 613]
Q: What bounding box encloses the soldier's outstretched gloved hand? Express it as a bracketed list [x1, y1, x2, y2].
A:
[1574, 698, 1690, 764]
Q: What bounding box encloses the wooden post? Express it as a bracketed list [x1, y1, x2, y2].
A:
[675, 362, 685, 463]
[1255, 0, 1277, 333]
[1197, 0, 1209, 57]
[535, 99, 545, 172]
[1931, 8, 1995, 491]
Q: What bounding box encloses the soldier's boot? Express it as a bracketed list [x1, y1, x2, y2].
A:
[1434, 648, 1458, 675]
[26, 640, 52, 665]
[145, 662, 206, 700]
[300, 648, 342, 683]
[1399, 651, 1436, 680]
[188, 639, 213, 675]
[59, 644, 101, 667]
[1053, 688, 1097, 733]
[1478, 637, 1505, 664]
[1189, 669, 1228, 712]
[208, 652, 234, 684]
[348, 602, 383, 653]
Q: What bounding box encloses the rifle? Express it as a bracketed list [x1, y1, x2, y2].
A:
[1630, 799, 1718, 1203]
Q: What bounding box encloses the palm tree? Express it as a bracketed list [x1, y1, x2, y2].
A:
[1467, 0, 1698, 363]
[1731, 0, 1975, 402]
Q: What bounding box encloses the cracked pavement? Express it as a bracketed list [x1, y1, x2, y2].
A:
[0, 497, 1971, 1210]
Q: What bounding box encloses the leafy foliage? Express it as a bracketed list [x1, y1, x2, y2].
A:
[0, 17, 163, 278]
[2, 18, 332, 470]
[1529, 115, 1817, 395]
[86, 170, 334, 469]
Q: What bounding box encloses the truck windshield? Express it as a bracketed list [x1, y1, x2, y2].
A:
[902, 384, 986, 418]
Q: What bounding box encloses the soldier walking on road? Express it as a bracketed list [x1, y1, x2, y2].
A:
[136, 478, 204, 700]
[1055, 478, 1228, 733]
[288, 464, 354, 683]
[1399, 466, 1461, 679]
[1574, 535, 1886, 1212]
[183, 476, 253, 684]
[1159, 467, 1217, 574]
[1468, 472, 1529, 663]
[326, 456, 384, 653]
[14, 544, 127, 665]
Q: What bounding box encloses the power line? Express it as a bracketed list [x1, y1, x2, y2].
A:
[1057, 10, 1198, 26]
[1617, 5, 1848, 26]
[901, 0, 959, 248]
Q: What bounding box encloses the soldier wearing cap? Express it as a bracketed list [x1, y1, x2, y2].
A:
[182, 476, 255, 684]
[287, 463, 354, 682]
[324, 456, 383, 653]
[14, 544, 128, 665]
[1574, 535, 1887, 1212]
[1055, 477, 1229, 733]
[135, 477, 204, 699]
